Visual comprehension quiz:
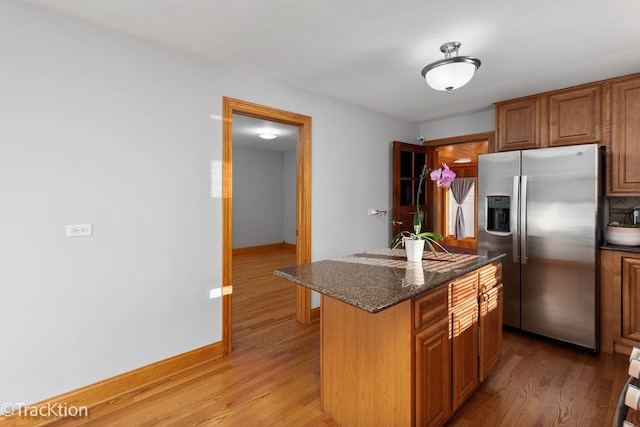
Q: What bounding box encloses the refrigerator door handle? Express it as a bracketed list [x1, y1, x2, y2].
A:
[512, 176, 519, 264]
[521, 175, 528, 264]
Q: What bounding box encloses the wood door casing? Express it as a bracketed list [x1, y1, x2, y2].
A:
[424, 134, 491, 249]
[222, 97, 312, 355]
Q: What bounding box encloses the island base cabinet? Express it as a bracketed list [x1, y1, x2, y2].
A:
[318, 261, 503, 426]
[451, 298, 479, 411]
[480, 283, 504, 381]
[415, 316, 451, 427]
[320, 296, 413, 426]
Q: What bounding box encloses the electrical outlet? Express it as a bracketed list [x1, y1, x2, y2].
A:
[66, 224, 93, 237]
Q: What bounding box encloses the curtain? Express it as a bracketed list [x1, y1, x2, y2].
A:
[450, 177, 475, 240]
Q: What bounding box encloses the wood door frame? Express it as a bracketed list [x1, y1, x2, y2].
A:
[222, 97, 312, 355]
[423, 132, 494, 248]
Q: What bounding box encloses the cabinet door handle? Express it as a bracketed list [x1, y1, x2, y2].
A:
[392, 220, 404, 225]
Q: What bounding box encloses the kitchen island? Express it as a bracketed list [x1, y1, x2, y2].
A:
[275, 247, 505, 426]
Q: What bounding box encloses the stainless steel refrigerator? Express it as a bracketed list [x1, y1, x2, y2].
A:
[477, 143, 601, 351]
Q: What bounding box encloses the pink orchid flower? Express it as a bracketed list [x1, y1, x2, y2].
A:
[430, 163, 456, 187]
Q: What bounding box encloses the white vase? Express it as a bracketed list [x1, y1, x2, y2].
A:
[404, 238, 425, 262]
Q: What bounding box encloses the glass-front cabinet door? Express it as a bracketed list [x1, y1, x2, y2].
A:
[393, 141, 428, 239]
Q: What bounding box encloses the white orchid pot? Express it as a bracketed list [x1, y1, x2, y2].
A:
[404, 238, 425, 262]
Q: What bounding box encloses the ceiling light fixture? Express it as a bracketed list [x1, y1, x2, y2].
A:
[421, 41, 481, 93]
[453, 157, 472, 164]
[258, 132, 277, 140]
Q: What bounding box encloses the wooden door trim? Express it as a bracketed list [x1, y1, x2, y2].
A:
[422, 131, 496, 152]
[423, 132, 493, 248]
[222, 97, 312, 355]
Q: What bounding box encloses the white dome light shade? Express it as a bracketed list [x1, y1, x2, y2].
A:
[258, 133, 277, 139]
[423, 59, 479, 91]
[421, 42, 481, 93]
[257, 128, 278, 139]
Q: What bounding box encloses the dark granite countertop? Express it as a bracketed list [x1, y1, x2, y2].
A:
[600, 244, 640, 253]
[274, 247, 506, 314]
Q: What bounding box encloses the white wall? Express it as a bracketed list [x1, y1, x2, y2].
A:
[232, 146, 289, 248]
[418, 107, 495, 140]
[0, 0, 416, 405]
[232, 146, 296, 248]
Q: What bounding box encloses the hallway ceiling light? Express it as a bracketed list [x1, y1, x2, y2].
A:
[454, 157, 472, 163]
[258, 132, 277, 139]
[421, 41, 481, 93]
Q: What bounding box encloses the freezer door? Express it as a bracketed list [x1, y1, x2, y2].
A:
[478, 151, 521, 328]
[520, 144, 599, 350]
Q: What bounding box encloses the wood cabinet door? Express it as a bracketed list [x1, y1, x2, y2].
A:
[479, 261, 502, 293]
[548, 84, 602, 147]
[415, 317, 451, 427]
[495, 96, 542, 151]
[479, 284, 503, 381]
[611, 75, 640, 194]
[451, 298, 479, 411]
[415, 286, 449, 330]
[622, 257, 640, 342]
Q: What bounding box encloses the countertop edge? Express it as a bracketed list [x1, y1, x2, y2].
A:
[274, 251, 506, 314]
[600, 244, 640, 253]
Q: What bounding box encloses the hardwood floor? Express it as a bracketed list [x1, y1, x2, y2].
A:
[448, 330, 640, 427]
[11, 248, 640, 426]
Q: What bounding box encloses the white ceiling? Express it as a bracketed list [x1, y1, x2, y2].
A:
[20, 0, 640, 123]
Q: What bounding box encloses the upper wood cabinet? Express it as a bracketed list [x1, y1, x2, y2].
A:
[610, 74, 640, 194]
[495, 72, 640, 195]
[548, 84, 602, 147]
[495, 95, 541, 151]
[495, 82, 603, 152]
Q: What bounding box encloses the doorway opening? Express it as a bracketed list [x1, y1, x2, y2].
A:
[221, 97, 312, 355]
[424, 132, 494, 249]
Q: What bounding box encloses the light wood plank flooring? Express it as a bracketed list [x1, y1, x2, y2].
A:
[16, 248, 640, 426]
